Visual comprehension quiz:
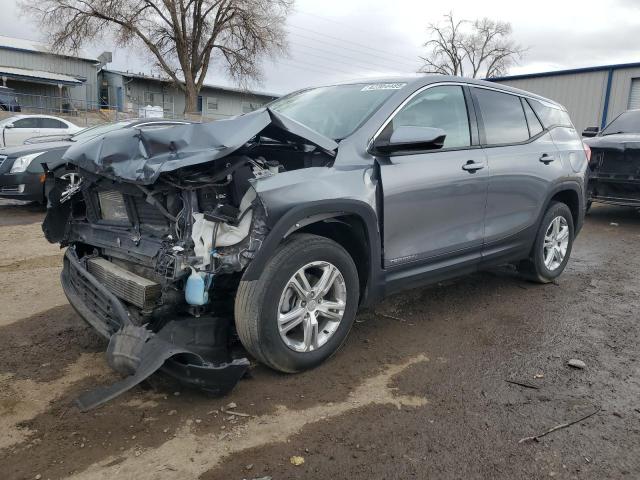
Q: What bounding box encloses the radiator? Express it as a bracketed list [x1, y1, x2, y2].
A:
[87, 257, 161, 310]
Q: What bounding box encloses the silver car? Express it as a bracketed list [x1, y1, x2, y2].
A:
[43, 76, 588, 409]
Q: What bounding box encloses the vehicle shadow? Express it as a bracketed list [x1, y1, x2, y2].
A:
[0, 198, 46, 226]
[587, 203, 640, 227]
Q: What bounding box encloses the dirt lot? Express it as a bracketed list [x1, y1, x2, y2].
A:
[0, 198, 638, 480]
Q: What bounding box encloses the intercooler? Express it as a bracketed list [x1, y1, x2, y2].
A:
[87, 257, 161, 310]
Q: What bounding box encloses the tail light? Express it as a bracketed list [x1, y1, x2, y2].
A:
[583, 142, 592, 163]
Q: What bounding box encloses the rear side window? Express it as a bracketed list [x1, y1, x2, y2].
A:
[522, 99, 544, 137]
[392, 85, 471, 148]
[528, 99, 572, 128]
[40, 118, 67, 129]
[474, 88, 529, 145]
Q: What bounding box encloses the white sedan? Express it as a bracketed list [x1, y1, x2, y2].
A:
[0, 115, 82, 147]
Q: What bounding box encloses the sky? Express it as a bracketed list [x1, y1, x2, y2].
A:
[3, 0, 640, 95]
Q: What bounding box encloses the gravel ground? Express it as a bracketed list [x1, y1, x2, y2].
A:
[0, 198, 638, 480]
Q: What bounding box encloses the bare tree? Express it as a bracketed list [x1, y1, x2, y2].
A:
[419, 13, 525, 79]
[22, 0, 294, 113]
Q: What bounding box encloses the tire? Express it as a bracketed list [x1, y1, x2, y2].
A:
[519, 201, 574, 283]
[235, 233, 359, 373]
[585, 200, 593, 214]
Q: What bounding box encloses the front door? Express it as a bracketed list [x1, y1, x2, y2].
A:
[378, 84, 488, 276]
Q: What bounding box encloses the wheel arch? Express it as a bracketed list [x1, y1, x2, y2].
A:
[522, 182, 584, 260]
[242, 199, 384, 307]
[550, 189, 580, 229]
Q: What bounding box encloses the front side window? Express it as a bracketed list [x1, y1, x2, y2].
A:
[474, 88, 529, 145]
[392, 85, 471, 149]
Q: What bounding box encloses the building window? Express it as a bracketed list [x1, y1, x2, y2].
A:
[197, 95, 203, 113]
[163, 95, 174, 113]
[242, 101, 261, 114]
[206, 97, 219, 112]
[629, 78, 640, 110]
[143, 91, 163, 107]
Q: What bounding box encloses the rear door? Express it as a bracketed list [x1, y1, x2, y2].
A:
[378, 84, 489, 278]
[472, 87, 562, 261]
[39, 117, 73, 138]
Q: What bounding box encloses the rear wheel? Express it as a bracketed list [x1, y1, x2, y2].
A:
[235, 233, 359, 373]
[519, 201, 574, 283]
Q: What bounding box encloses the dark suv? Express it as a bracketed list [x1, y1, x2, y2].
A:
[43, 76, 588, 409]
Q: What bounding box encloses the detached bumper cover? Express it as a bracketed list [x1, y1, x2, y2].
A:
[62, 249, 249, 411]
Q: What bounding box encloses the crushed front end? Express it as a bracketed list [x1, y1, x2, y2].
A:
[42, 110, 338, 410]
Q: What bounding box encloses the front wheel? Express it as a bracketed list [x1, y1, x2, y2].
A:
[235, 233, 359, 373]
[519, 201, 574, 283]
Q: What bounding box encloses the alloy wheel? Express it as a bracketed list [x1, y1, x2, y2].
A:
[277, 261, 347, 353]
[543, 216, 569, 271]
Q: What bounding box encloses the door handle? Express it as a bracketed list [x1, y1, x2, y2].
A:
[462, 160, 485, 172]
[539, 153, 555, 164]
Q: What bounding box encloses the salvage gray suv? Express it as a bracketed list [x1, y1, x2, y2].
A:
[43, 76, 588, 409]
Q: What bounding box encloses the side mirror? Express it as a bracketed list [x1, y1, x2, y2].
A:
[373, 126, 447, 155]
[582, 126, 599, 138]
[4, 123, 14, 129]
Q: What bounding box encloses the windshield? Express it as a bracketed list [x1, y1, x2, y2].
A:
[71, 121, 132, 142]
[602, 110, 640, 135]
[269, 82, 406, 140]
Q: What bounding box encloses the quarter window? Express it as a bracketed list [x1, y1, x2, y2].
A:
[392, 85, 471, 148]
[474, 88, 529, 145]
[528, 98, 572, 128]
[522, 99, 543, 137]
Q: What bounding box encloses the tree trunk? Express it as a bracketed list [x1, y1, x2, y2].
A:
[184, 80, 199, 115]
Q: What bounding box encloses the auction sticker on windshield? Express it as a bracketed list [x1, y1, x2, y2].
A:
[361, 83, 407, 91]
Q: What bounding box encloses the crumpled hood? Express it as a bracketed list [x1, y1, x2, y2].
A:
[61, 108, 338, 185]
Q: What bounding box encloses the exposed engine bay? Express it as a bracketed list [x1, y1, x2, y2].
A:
[43, 109, 338, 410]
[587, 137, 640, 207]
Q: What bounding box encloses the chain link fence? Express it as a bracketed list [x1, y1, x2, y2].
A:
[1, 92, 231, 127]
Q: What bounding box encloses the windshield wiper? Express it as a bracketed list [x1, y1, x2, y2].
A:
[602, 131, 626, 136]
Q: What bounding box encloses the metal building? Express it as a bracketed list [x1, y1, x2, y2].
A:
[99, 70, 278, 119]
[491, 62, 640, 133]
[0, 35, 99, 111]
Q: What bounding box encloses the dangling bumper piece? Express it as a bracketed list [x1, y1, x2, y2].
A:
[61, 249, 249, 411]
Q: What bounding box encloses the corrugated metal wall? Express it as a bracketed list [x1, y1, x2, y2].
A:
[494, 66, 640, 133]
[115, 75, 273, 118]
[607, 67, 640, 119]
[0, 48, 97, 104]
[493, 71, 608, 132]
